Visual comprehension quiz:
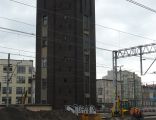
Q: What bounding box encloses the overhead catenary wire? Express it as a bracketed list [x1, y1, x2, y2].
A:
[0, 16, 35, 27]
[0, 26, 113, 53]
[0, 25, 155, 61]
[0, 27, 35, 36]
[0, 0, 155, 50]
[0, 0, 155, 68]
[0, 51, 35, 58]
[126, 0, 156, 14]
[0, 44, 35, 53]
[9, 0, 156, 42]
[0, 29, 36, 38]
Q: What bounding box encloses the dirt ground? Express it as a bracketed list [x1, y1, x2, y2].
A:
[0, 107, 79, 120]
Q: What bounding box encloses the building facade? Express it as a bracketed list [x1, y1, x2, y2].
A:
[0, 59, 34, 104]
[102, 70, 142, 106]
[96, 79, 121, 104]
[142, 84, 156, 106]
[36, 0, 96, 108]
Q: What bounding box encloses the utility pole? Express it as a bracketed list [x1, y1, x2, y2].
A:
[6, 53, 10, 107]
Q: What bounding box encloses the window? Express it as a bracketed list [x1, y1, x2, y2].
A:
[17, 65, 25, 74]
[43, 16, 48, 25]
[2, 76, 12, 83]
[16, 87, 24, 94]
[98, 88, 103, 95]
[2, 97, 11, 104]
[84, 76, 89, 93]
[64, 35, 71, 41]
[83, 15, 89, 30]
[42, 78, 47, 89]
[42, 26, 48, 37]
[42, 58, 47, 68]
[16, 97, 22, 104]
[83, 34, 90, 53]
[29, 67, 33, 74]
[42, 38, 48, 47]
[3, 66, 7, 72]
[28, 87, 31, 94]
[2, 87, 12, 94]
[84, 55, 89, 72]
[3, 66, 12, 73]
[17, 76, 25, 83]
[28, 77, 32, 83]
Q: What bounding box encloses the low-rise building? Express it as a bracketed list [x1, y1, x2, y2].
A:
[98, 70, 142, 106]
[96, 79, 121, 108]
[0, 59, 34, 104]
[142, 84, 156, 106]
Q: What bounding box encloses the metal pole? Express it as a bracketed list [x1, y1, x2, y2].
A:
[6, 53, 10, 107]
[120, 67, 122, 99]
[140, 46, 143, 75]
[115, 52, 118, 102]
[133, 72, 136, 107]
[113, 51, 118, 112]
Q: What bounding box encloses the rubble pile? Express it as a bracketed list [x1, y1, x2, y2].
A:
[0, 107, 79, 120]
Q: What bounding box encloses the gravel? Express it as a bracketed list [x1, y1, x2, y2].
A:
[0, 107, 79, 120]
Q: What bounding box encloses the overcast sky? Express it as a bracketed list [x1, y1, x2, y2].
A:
[0, 0, 156, 84]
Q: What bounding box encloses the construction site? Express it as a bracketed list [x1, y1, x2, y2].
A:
[1, 0, 156, 120]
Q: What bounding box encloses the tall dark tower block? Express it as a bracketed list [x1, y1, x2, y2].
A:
[36, 0, 96, 109]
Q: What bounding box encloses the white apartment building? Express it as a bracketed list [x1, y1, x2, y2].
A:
[0, 59, 34, 104]
[96, 70, 142, 105]
[96, 79, 121, 104]
[102, 70, 142, 105]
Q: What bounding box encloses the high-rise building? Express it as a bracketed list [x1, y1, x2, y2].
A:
[0, 59, 34, 104]
[36, 0, 96, 108]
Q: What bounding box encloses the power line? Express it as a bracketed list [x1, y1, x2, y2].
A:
[0, 26, 113, 53]
[0, 16, 35, 27]
[1, 25, 156, 60]
[0, 27, 35, 36]
[10, 0, 36, 8]
[96, 47, 112, 52]
[0, 45, 35, 53]
[0, 51, 35, 58]
[1, 26, 156, 60]
[0, 29, 35, 38]
[0, 26, 150, 56]
[126, 0, 156, 14]
[9, 0, 156, 42]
